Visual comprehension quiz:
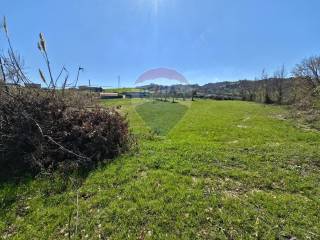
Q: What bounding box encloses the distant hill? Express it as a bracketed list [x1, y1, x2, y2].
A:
[137, 81, 242, 96]
[104, 88, 144, 93]
[137, 77, 295, 103]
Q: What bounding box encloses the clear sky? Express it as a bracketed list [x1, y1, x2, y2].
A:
[1, 0, 320, 87]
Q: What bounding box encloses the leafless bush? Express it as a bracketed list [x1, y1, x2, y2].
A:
[0, 17, 130, 177]
[293, 56, 320, 88]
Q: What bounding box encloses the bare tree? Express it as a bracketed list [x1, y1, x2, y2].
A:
[293, 56, 320, 88]
[273, 65, 286, 104]
[169, 87, 177, 103]
[239, 80, 256, 101]
[260, 69, 273, 104]
[191, 90, 197, 101]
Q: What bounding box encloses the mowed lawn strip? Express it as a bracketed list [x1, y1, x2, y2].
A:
[136, 101, 188, 136]
[0, 100, 319, 239]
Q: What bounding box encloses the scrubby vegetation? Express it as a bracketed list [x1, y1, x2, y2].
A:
[0, 90, 130, 176]
[0, 18, 130, 178]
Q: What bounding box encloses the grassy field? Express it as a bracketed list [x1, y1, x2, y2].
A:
[1, 99, 320, 239]
[136, 101, 188, 135]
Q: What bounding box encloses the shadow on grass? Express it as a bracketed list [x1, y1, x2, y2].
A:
[0, 160, 107, 216]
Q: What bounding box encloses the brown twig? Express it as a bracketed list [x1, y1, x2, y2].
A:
[31, 118, 90, 161]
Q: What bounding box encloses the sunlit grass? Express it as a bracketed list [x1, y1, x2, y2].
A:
[1, 100, 319, 239]
[136, 101, 188, 135]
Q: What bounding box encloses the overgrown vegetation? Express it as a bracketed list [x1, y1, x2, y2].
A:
[0, 17, 130, 178]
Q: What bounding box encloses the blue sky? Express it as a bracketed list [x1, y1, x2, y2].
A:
[1, 0, 320, 87]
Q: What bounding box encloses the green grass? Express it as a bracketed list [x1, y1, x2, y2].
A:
[136, 101, 188, 135]
[1, 100, 320, 239]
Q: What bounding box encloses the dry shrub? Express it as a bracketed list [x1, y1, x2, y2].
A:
[0, 88, 130, 176]
[0, 18, 132, 178]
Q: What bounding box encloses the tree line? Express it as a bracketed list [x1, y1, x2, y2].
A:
[239, 56, 320, 108]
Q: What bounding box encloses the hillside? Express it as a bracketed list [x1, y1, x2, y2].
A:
[1, 99, 319, 239]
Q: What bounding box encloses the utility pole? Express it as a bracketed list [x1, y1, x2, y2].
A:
[118, 75, 121, 89]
